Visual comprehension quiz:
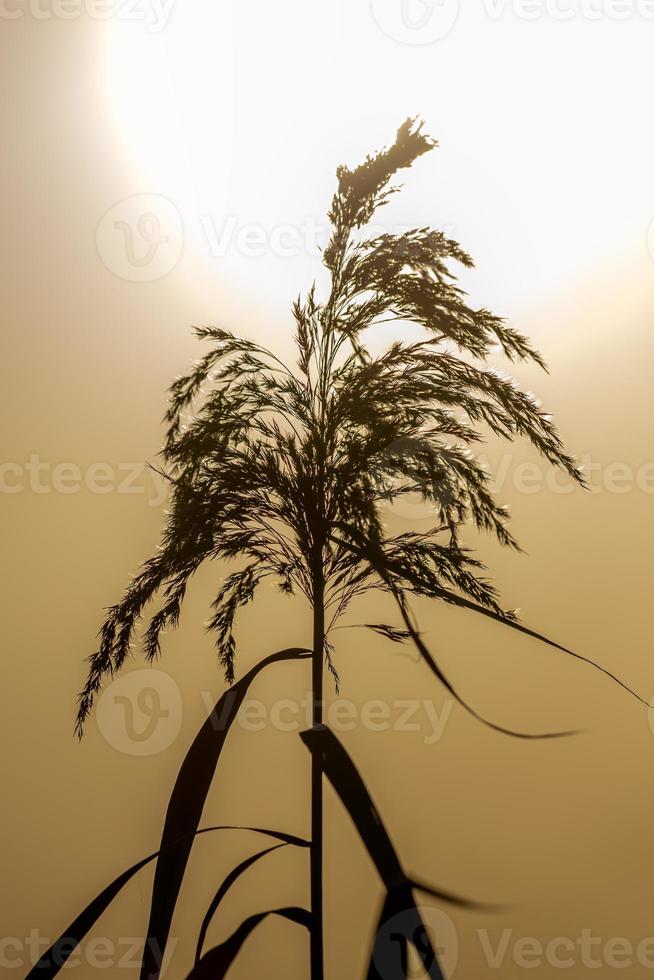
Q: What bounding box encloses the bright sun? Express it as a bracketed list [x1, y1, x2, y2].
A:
[104, 2, 654, 321]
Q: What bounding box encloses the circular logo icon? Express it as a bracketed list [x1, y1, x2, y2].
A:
[373, 905, 458, 978]
[371, 0, 460, 44]
[96, 194, 183, 282]
[96, 668, 183, 755]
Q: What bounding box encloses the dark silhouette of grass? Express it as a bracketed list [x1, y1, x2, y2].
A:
[187, 907, 311, 979]
[140, 648, 310, 979]
[25, 823, 309, 980]
[60, 119, 647, 980]
[301, 725, 493, 978]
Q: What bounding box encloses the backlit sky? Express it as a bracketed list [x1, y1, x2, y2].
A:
[2, 3, 654, 978]
[106, 2, 654, 320]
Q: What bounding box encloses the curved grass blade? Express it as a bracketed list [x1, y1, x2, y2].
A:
[331, 532, 602, 736]
[390, 587, 580, 740]
[367, 891, 445, 980]
[194, 843, 295, 964]
[300, 726, 483, 980]
[332, 531, 648, 712]
[423, 584, 651, 706]
[367, 894, 405, 980]
[299, 724, 483, 909]
[366, 893, 409, 980]
[186, 907, 311, 979]
[25, 824, 309, 980]
[140, 647, 310, 980]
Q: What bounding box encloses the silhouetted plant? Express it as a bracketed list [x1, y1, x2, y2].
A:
[51, 120, 646, 980]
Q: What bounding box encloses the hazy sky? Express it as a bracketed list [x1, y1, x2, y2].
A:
[106, 2, 654, 313]
[2, 3, 654, 978]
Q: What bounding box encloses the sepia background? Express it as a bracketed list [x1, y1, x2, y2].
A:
[2, 1, 654, 976]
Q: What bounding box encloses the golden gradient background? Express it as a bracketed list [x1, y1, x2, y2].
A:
[2, 2, 654, 977]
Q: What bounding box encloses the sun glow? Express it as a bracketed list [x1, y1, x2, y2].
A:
[104, 2, 654, 325]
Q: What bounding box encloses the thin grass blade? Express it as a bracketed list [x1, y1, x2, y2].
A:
[185, 907, 310, 979]
[139, 647, 310, 980]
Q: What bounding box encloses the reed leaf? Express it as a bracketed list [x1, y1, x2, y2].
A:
[185, 907, 311, 979]
[25, 825, 309, 980]
[139, 647, 310, 980]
